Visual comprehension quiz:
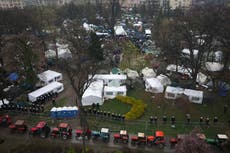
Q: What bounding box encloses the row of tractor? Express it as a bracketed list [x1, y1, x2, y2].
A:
[0, 114, 229, 149]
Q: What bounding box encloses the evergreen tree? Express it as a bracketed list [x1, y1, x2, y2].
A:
[88, 32, 103, 61]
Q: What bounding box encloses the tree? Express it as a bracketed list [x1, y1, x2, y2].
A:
[88, 32, 103, 61]
[175, 133, 213, 153]
[60, 21, 102, 153]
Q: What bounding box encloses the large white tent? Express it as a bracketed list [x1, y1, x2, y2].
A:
[123, 68, 139, 80]
[165, 86, 184, 100]
[82, 80, 104, 106]
[104, 86, 127, 99]
[205, 62, 224, 72]
[184, 89, 203, 104]
[114, 26, 127, 36]
[145, 78, 164, 93]
[38, 70, 62, 85]
[28, 82, 64, 102]
[166, 64, 192, 77]
[141, 67, 156, 79]
[45, 48, 72, 59]
[196, 72, 208, 85]
[93, 74, 127, 85]
[156, 74, 171, 86]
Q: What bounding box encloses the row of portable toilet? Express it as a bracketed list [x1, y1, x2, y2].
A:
[50, 106, 78, 118]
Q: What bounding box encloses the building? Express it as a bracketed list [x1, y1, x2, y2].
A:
[0, 0, 25, 9]
[169, 0, 192, 10]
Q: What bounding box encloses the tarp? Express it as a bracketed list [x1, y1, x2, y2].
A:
[82, 80, 104, 106]
[196, 72, 208, 85]
[141, 67, 156, 79]
[205, 62, 224, 72]
[145, 78, 164, 93]
[184, 89, 203, 104]
[114, 26, 127, 36]
[38, 70, 62, 85]
[156, 74, 171, 86]
[8, 72, 19, 81]
[28, 82, 64, 102]
[165, 86, 184, 100]
[104, 86, 127, 99]
[123, 68, 139, 80]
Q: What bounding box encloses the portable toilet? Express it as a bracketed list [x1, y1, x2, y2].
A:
[56, 107, 62, 118]
[50, 107, 57, 118]
[72, 106, 78, 117]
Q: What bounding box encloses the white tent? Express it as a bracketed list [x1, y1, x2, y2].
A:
[114, 26, 127, 36]
[184, 89, 203, 104]
[181, 48, 199, 59]
[166, 64, 192, 77]
[0, 99, 9, 108]
[82, 80, 104, 106]
[45, 48, 72, 59]
[93, 74, 127, 85]
[145, 78, 164, 93]
[165, 86, 184, 100]
[205, 62, 224, 72]
[123, 68, 139, 80]
[196, 72, 208, 85]
[156, 74, 171, 86]
[38, 70, 62, 85]
[104, 86, 127, 99]
[28, 82, 64, 102]
[141, 67, 156, 79]
[145, 29, 151, 35]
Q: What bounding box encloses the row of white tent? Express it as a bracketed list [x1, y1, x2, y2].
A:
[82, 74, 128, 106]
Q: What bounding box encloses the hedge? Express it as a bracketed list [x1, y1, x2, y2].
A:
[116, 96, 147, 120]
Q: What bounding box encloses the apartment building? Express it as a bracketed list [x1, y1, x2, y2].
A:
[0, 0, 25, 9]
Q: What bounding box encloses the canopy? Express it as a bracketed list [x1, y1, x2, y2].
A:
[145, 78, 164, 93]
[8, 72, 19, 81]
[141, 67, 156, 79]
[205, 62, 224, 72]
[114, 26, 127, 36]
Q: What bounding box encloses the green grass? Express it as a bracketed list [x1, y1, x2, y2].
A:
[100, 99, 132, 115]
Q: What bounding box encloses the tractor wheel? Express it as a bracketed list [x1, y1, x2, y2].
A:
[158, 143, 164, 149]
[40, 132, 46, 139]
[113, 139, 118, 144]
[62, 134, 68, 140]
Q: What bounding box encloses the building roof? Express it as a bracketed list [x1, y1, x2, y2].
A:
[38, 70, 62, 82]
[165, 86, 184, 94]
[82, 80, 104, 98]
[104, 86, 127, 92]
[93, 74, 127, 80]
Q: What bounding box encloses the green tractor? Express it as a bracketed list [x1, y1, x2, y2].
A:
[206, 134, 229, 148]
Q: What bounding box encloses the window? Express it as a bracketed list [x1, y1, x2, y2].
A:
[106, 92, 113, 95]
[192, 97, 200, 101]
[167, 93, 175, 98]
[117, 92, 124, 95]
[56, 86, 62, 91]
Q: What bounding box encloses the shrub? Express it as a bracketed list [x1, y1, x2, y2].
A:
[116, 96, 147, 120]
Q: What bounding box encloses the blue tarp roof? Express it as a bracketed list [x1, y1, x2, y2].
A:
[8, 72, 19, 81]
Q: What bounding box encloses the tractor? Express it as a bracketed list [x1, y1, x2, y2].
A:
[131, 132, 147, 146]
[92, 128, 110, 142]
[75, 128, 91, 140]
[206, 134, 229, 148]
[9, 120, 27, 133]
[0, 115, 12, 126]
[147, 131, 165, 148]
[29, 121, 50, 138]
[113, 130, 129, 144]
[50, 123, 72, 140]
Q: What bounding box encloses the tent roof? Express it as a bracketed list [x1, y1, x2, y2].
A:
[28, 82, 63, 98]
[165, 86, 184, 94]
[182, 48, 199, 56]
[205, 62, 224, 72]
[184, 89, 203, 97]
[93, 74, 127, 80]
[145, 29, 151, 35]
[145, 78, 163, 88]
[141, 67, 156, 78]
[156, 74, 171, 86]
[38, 70, 62, 82]
[8, 72, 19, 81]
[104, 86, 127, 92]
[82, 80, 104, 98]
[114, 26, 127, 36]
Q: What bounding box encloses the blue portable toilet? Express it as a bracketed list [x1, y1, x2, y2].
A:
[72, 106, 78, 117]
[67, 106, 74, 118]
[50, 107, 57, 118]
[56, 107, 63, 118]
[62, 106, 68, 118]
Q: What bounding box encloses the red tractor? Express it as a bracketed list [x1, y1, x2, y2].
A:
[131, 132, 147, 146]
[29, 121, 51, 138]
[0, 115, 12, 126]
[50, 123, 72, 140]
[9, 120, 27, 133]
[147, 131, 165, 148]
[75, 128, 91, 140]
[113, 130, 129, 144]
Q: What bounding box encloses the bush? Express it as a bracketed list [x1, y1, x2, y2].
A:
[116, 96, 147, 120]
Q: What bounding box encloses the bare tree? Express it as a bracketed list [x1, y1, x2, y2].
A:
[60, 21, 102, 153]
